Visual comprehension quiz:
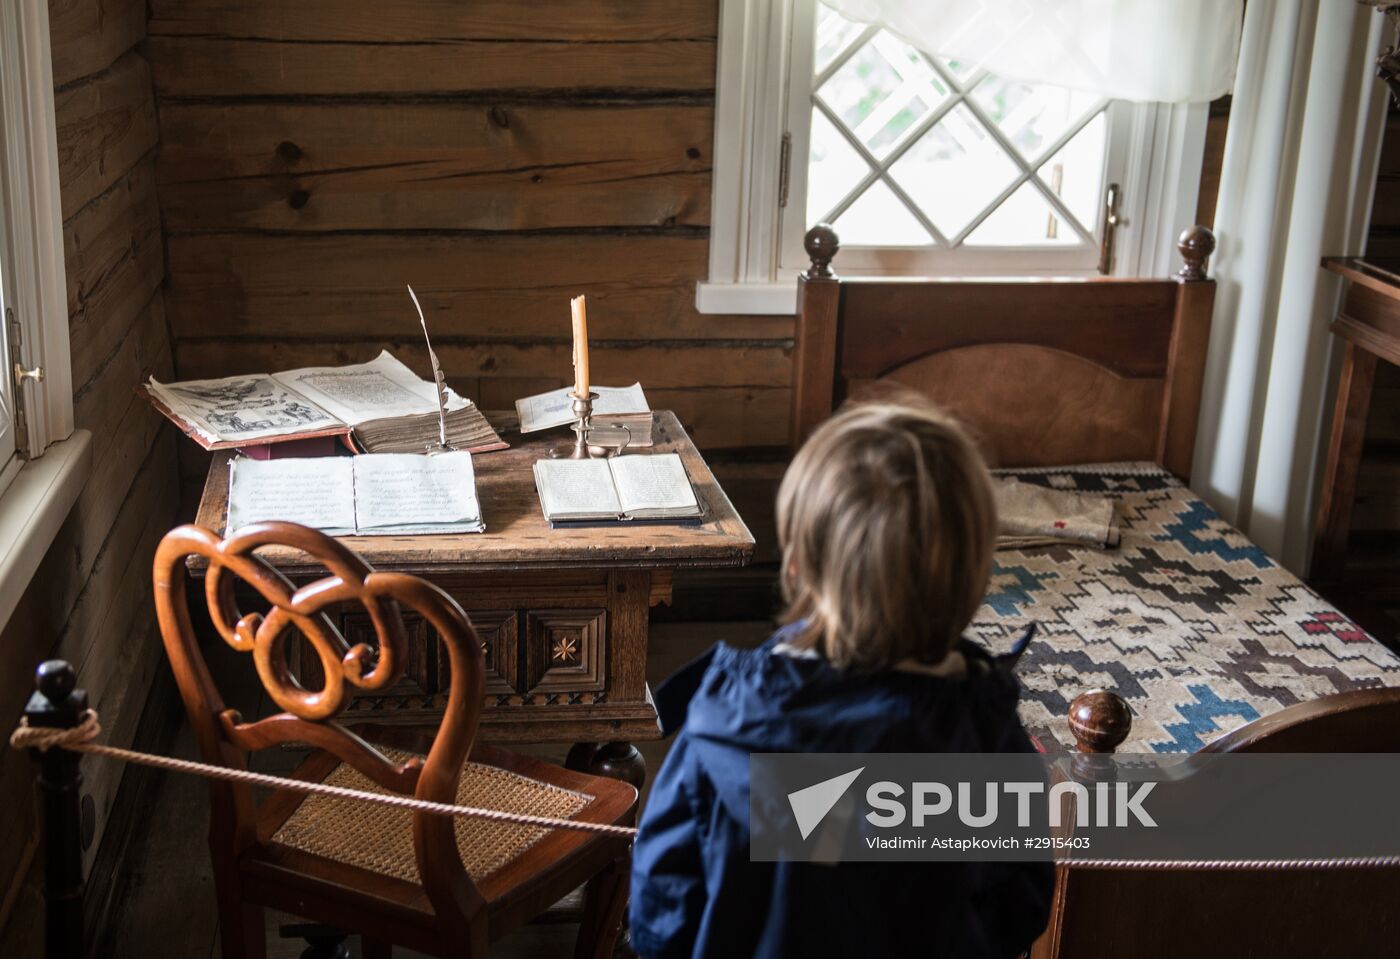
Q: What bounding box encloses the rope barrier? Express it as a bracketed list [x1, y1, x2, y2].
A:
[11, 711, 637, 839]
[1062, 855, 1400, 870]
[17, 715, 1400, 869]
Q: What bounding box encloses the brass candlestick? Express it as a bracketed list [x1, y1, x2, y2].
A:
[550, 391, 609, 459]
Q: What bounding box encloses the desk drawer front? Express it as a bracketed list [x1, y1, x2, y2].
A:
[336, 605, 608, 700]
[340, 608, 519, 698]
[267, 569, 656, 741]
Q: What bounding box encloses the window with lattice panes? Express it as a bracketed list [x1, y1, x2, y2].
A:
[698, 0, 1207, 312]
[780, 0, 1136, 276]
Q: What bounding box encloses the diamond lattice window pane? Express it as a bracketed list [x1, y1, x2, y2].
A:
[970, 76, 1102, 161]
[833, 179, 933, 246]
[817, 34, 947, 161]
[964, 182, 1080, 247]
[808, 110, 872, 225]
[1036, 111, 1107, 235]
[888, 104, 1019, 237]
[937, 56, 978, 84]
[815, 4, 868, 75]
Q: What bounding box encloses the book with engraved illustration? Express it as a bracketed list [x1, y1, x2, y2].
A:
[143, 350, 508, 455]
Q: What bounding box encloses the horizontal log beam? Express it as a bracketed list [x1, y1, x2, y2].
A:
[147, 37, 715, 98]
[172, 338, 792, 389]
[148, 0, 716, 43]
[65, 159, 165, 390]
[155, 102, 711, 232]
[55, 52, 159, 219]
[49, 0, 145, 88]
[163, 232, 795, 342]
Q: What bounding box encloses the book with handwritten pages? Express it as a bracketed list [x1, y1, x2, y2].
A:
[226, 452, 484, 535]
[533, 453, 702, 526]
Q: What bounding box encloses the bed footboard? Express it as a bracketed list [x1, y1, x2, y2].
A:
[1037, 688, 1400, 957]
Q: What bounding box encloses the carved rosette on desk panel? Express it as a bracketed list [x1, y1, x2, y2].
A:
[523, 609, 607, 698]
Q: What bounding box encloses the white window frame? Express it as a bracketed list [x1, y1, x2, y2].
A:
[0, 0, 92, 630]
[1, 0, 74, 454]
[697, 0, 1210, 315]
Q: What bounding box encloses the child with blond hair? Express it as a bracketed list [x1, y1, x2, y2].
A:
[629, 402, 1052, 958]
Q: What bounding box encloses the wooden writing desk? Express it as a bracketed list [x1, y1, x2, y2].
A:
[190, 411, 754, 783]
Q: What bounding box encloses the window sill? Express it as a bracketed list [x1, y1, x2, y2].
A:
[695, 282, 799, 315]
[0, 430, 92, 630]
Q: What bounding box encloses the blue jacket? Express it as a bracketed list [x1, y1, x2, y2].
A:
[629, 627, 1053, 959]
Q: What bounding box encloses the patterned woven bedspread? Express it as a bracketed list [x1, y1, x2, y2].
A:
[971, 462, 1400, 754]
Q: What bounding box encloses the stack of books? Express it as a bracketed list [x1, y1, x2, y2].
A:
[515, 383, 654, 449]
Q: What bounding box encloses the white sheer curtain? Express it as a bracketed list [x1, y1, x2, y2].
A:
[823, 0, 1243, 102]
[1192, 0, 1388, 573]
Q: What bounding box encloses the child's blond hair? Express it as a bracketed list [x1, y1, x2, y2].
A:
[776, 401, 997, 671]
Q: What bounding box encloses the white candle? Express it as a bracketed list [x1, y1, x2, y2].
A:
[571, 295, 590, 397]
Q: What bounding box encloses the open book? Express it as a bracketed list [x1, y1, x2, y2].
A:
[533, 454, 701, 525]
[227, 452, 483, 535]
[145, 351, 507, 454]
[516, 383, 653, 447]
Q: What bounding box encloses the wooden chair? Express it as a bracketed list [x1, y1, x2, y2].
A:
[791, 222, 1217, 477]
[1039, 688, 1400, 958]
[152, 521, 637, 959]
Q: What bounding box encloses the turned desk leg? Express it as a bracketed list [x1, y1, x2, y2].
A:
[566, 741, 647, 790]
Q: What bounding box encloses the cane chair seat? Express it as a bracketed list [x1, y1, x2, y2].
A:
[272, 747, 592, 883]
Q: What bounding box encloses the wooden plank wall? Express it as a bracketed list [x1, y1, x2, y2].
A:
[0, 0, 177, 922]
[142, 2, 1238, 583]
[146, 0, 795, 478]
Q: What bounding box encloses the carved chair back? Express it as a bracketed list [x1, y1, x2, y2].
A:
[152, 521, 488, 927]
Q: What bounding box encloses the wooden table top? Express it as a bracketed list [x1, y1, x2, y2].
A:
[190, 411, 755, 575]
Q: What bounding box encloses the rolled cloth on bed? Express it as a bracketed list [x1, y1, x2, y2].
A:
[993, 478, 1120, 549]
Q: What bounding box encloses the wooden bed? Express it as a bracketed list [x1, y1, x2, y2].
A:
[790, 225, 1400, 957]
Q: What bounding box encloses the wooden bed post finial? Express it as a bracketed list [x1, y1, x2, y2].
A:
[1068, 689, 1132, 753]
[804, 224, 840, 279]
[1176, 225, 1216, 281]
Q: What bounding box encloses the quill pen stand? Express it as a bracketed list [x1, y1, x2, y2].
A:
[424, 412, 454, 455]
[550, 391, 611, 459]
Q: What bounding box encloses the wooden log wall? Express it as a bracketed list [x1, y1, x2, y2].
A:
[141, 2, 1239, 596]
[0, 0, 176, 927]
[146, 0, 795, 474]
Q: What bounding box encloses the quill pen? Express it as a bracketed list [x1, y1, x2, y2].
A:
[407, 284, 451, 451]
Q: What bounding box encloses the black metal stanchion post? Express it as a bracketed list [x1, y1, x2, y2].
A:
[24, 660, 87, 959]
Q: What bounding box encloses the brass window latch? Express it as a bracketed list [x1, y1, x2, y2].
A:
[7, 306, 43, 455]
[8, 307, 43, 385]
[1099, 182, 1121, 275]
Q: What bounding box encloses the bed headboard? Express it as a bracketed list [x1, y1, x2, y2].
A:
[791, 225, 1217, 477]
